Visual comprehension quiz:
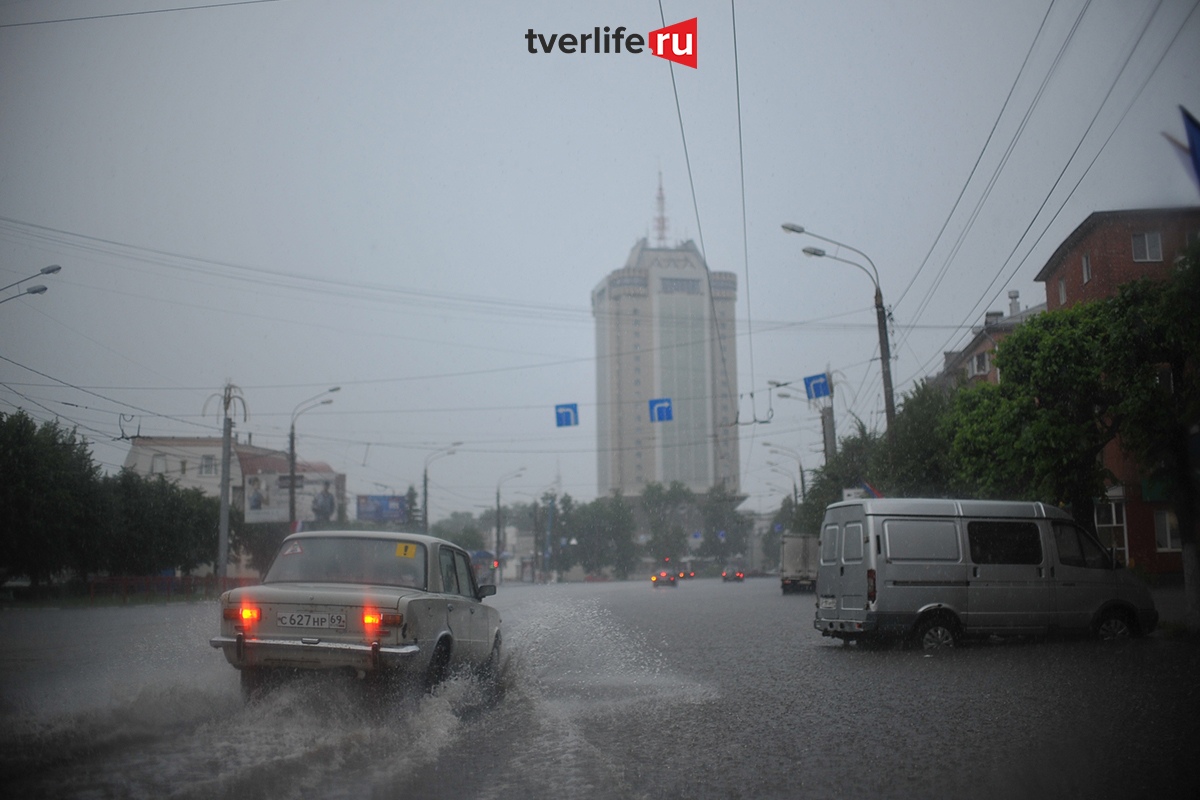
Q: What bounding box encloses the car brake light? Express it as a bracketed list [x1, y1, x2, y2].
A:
[224, 606, 260, 622]
[867, 568, 877, 604]
[363, 610, 382, 626]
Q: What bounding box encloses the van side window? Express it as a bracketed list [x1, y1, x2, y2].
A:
[1054, 522, 1111, 569]
[842, 523, 864, 563]
[884, 519, 960, 561]
[967, 521, 1042, 565]
[820, 524, 839, 564]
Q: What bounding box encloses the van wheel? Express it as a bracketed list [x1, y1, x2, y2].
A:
[1095, 609, 1133, 641]
[914, 617, 958, 650]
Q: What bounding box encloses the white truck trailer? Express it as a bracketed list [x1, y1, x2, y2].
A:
[780, 533, 819, 594]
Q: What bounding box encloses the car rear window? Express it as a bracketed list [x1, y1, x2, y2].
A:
[264, 537, 427, 587]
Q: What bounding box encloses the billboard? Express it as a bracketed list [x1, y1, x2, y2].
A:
[244, 471, 338, 524]
[356, 495, 409, 524]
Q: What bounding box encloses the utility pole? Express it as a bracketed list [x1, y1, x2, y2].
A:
[204, 383, 246, 585]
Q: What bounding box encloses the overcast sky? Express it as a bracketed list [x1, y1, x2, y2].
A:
[2, 0, 1198, 520]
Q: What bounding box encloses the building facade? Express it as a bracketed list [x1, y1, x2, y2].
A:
[1034, 206, 1200, 575]
[592, 238, 740, 497]
[122, 436, 345, 527]
[937, 290, 1044, 386]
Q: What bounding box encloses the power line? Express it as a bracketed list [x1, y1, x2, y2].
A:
[0, 0, 284, 28]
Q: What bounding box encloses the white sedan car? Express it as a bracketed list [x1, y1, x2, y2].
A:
[210, 530, 501, 698]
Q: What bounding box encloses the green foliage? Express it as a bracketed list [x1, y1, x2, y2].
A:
[98, 470, 221, 576]
[570, 493, 637, 578]
[640, 481, 693, 559]
[798, 419, 881, 534]
[697, 483, 751, 561]
[878, 379, 957, 497]
[0, 411, 100, 585]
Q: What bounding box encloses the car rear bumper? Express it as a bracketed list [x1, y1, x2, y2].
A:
[210, 633, 420, 672]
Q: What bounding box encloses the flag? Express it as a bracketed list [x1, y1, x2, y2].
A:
[860, 480, 883, 498]
[1164, 106, 1200, 194]
[1183, 106, 1200, 194]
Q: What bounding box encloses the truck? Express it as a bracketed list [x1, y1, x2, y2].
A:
[780, 532, 819, 594]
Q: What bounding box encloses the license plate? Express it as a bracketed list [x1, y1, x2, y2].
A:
[819, 597, 837, 610]
[277, 611, 347, 629]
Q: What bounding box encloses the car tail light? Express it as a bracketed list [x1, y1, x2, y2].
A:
[867, 569, 877, 604]
[224, 606, 260, 623]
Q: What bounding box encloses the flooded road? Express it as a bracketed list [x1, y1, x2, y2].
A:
[2, 578, 1197, 799]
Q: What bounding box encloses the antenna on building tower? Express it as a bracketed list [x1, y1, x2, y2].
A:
[654, 171, 669, 246]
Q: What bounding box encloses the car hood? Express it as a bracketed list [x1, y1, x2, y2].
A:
[223, 582, 427, 608]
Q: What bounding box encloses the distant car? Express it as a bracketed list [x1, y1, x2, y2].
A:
[678, 564, 696, 579]
[721, 566, 745, 582]
[210, 531, 502, 699]
[651, 568, 678, 587]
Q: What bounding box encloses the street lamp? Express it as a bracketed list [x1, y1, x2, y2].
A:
[0, 264, 61, 297]
[422, 443, 463, 533]
[495, 466, 526, 584]
[763, 441, 806, 501]
[783, 224, 896, 437]
[289, 386, 340, 526]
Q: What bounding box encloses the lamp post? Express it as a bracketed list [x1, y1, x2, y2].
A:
[494, 467, 526, 584]
[782, 224, 895, 438]
[289, 387, 340, 526]
[0, 264, 60, 297]
[422, 443, 463, 533]
[763, 441, 806, 502]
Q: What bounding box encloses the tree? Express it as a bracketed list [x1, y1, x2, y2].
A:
[0, 411, 100, 586]
[572, 493, 637, 578]
[99, 470, 220, 576]
[947, 302, 1118, 527]
[878, 378, 958, 497]
[640, 481, 693, 560]
[798, 420, 881, 535]
[697, 483, 751, 563]
[1105, 250, 1200, 629]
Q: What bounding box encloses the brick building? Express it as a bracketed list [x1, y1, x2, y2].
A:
[1034, 206, 1200, 575]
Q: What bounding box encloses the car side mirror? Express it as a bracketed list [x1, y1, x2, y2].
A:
[477, 584, 496, 599]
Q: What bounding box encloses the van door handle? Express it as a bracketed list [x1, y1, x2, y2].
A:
[1037, 567, 1043, 578]
[972, 567, 979, 578]
[447, 603, 455, 612]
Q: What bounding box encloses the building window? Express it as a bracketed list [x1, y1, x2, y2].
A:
[1081, 253, 1091, 284]
[1155, 510, 1180, 552]
[968, 351, 989, 377]
[200, 455, 216, 475]
[150, 454, 166, 474]
[661, 277, 701, 294]
[179, 460, 187, 476]
[1057, 278, 1066, 305]
[1131, 231, 1162, 262]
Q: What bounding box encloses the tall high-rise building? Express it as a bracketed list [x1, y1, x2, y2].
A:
[592, 237, 739, 497]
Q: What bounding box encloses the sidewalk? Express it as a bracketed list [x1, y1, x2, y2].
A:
[1150, 583, 1189, 629]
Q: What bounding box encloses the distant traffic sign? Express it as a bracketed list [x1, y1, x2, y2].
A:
[649, 398, 673, 422]
[804, 373, 831, 400]
[555, 403, 579, 427]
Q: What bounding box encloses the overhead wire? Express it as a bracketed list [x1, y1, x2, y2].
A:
[905, 0, 1187, 384]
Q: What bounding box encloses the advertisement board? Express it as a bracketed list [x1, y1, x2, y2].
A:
[244, 471, 338, 524]
[356, 495, 409, 524]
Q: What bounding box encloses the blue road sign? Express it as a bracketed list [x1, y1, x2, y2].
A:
[649, 398, 673, 422]
[804, 373, 831, 400]
[555, 403, 579, 427]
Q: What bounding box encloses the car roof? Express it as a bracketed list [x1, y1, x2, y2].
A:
[281, 530, 464, 550]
